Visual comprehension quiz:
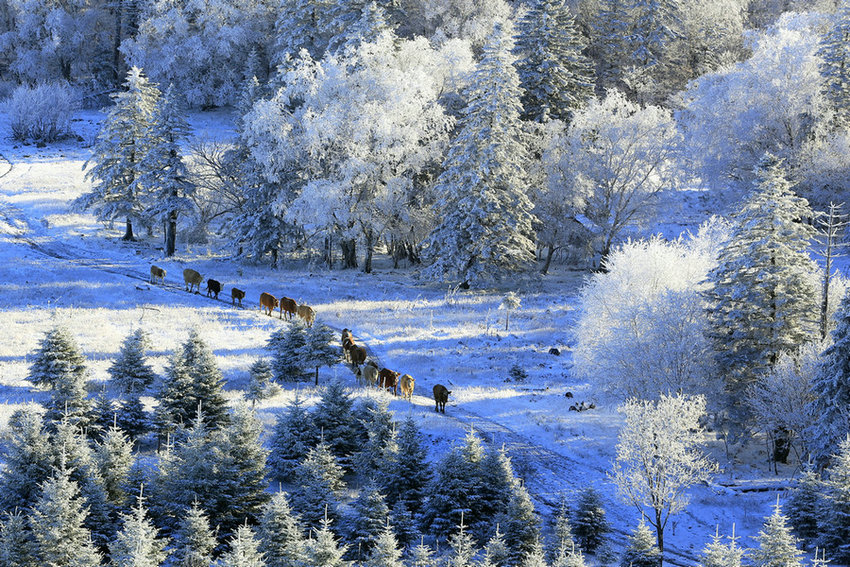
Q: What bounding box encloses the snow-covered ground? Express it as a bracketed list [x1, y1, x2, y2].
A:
[0, 109, 790, 563]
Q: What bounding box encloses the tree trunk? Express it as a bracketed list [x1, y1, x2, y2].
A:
[112, 0, 124, 84]
[323, 234, 334, 269]
[773, 428, 792, 464]
[340, 238, 358, 269]
[363, 228, 374, 274]
[123, 218, 135, 241]
[541, 242, 556, 274]
[165, 210, 177, 256]
[271, 248, 279, 269]
[655, 508, 664, 555]
[315, 366, 320, 386]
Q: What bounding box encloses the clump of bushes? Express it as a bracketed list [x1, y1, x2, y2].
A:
[5, 82, 75, 144]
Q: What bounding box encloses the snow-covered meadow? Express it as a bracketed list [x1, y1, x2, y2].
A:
[0, 108, 790, 561]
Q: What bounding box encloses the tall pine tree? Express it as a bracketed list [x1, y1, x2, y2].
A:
[818, 0, 850, 129]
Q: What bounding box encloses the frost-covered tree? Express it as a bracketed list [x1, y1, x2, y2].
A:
[109, 493, 169, 567]
[170, 502, 217, 567]
[246, 359, 278, 407]
[0, 510, 34, 567]
[268, 394, 319, 483]
[28, 326, 88, 391]
[809, 293, 850, 467]
[611, 394, 716, 552]
[384, 416, 430, 514]
[257, 491, 307, 567]
[109, 329, 157, 395]
[817, 435, 850, 562]
[499, 479, 541, 565]
[0, 408, 53, 513]
[513, 0, 594, 123]
[571, 487, 609, 554]
[291, 442, 345, 529]
[313, 381, 360, 467]
[700, 526, 744, 567]
[446, 517, 479, 567]
[354, 400, 396, 479]
[704, 154, 819, 429]
[43, 365, 94, 432]
[29, 462, 102, 567]
[750, 503, 805, 567]
[409, 538, 436, 567]
[620, 518, 662, 567]
[818, 1, 850, 128]
[622, 0, 683, 103]
[219, 524, 267, 567]
[137, 85, 195, 256]
[267, 324, 309, 383]
[305, 514, 348, 567]
[347, 481, 390, 558]
[116, 394, 150, 442]
[555, 89, 681, 259]
[423, 21, 535, 285]
[363, 520, 404, 567]
[481, 525, 509, 567]
[96, 426, 135, 509]
[786, 465, 821, 547]
[546, 498, 576, 564]
[78, 67, 161, 241]
[300, 323, 342, 386]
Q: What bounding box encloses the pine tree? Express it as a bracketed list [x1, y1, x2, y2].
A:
[291, 442, 345, 529]
[0, 407, 54, 513]
[818, 0, 850, 128]
[96, 426, 135, 509]
[137, 85, 194, 256]
[513, 0, 594, 123]
[809, 292, 850, 467]
[91, 389, 117, 439]
[78, 66, 161, 240]
[423, 21, 536, 285]
[109, 329, 157, 395]
[817, 435, 850, 563]
[446, 517, 479, 567]
[257, 491, 307, 567]
[388, 500, 419, 550]
[268, 394, 319, 483]
[347, 481, 390, 558]
[620, 518, 662, 567]
[108, 492, 169, 567]
[482, 525, 510, 567]
[43, 363, 94, 431]
[623, 0, 682, 102]
[546, 498, 576, 563]
[479, 444, 517, 538]
[29, 462, 103, 567]
[28, 326, 87, 391]
[219, 524, 267, 567]
[408, 538, 436, 567]
[364, 520, 404, 567]
[499, 480, 541, 565]
[787, 465, 822, 547]
[313, 381, 360, 467]
[354, 399, 396, 479]
[520, 539, 548, 567]
[700, 526, 744, 567]
[305, 514, 348, 567]
[116, 394, 150, 442]
[171, 503, 217, 567]
[0, 510, 35, 567]
[267, 324, 310, 383]
[247, 359, 278, 408]
[572, 487, 610, 553]
[300, 323, 342, 386]
[153, 350, 194, 437]
[750, 503, 804, 567]
[704, 153, 819, 431]
[590, 0, 631, 92]
[385, 416, 430, 515]
[552, 542, 587, 567]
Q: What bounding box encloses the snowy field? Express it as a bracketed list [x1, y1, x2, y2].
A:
[0, 109, 788, 563]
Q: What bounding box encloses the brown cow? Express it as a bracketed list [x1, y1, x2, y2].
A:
[231, 287, 245, 307]
[296, 304, 315, 327]
[206, 279, 221, 299]
[183, 269, 203, 293]
[150, 265, 166, 284]
[349, 345, 367, 367]
[433, 384, 451, 413]
[399, 374, 415, 400]
[260, 292, 279, 316]
[280, 297, 297, 320]
[378, 369, 401, 395]
[342, 329, 355, 362]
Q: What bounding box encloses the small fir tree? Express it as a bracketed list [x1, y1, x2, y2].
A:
[305, 513, 348, 567]
[0, 407, 53, 513]
[347, 481, 390, 558]
[109, 329, 157, 394]
[787, 465, 822, 547]
[257, 491, 307, 567]
[171, 502, 217, 567]
[572, 487, 610, 553]
[817, 435, 850, 563]
[291, 442, 345, 529]
[354, 400, 396, 479]
[116, 394, 150, 442]
[479, 444, 518, 538]
[28, 326, 87, 390]
[300, 323, 342, 385]
[499, 480, 541, 565]
[620, 518, 662, 567]
[482, 525, 510, 567]
[267, 324, 309, 382]
[108, 491, 169, 567]
[91, 389, 117, 439]
[547, 497, 576, 563]
[446, 516, 479, 567]
[312, 381, 360, 467]
[246, 359, 278, 407]
[218, 524, 267, 567]
[96, 426, 135, 509]
[267, 394, 319, 483]
[409, 538, 436, 567]
[386, 416, 431, 515]
[388, 500, 419, 550]
[750, 503, 805, 567]
[363, 520, 404, 567]
[700, 525, 744, 567]
[0, 510, 34, 567]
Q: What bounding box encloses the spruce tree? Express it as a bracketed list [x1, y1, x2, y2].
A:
[96, 426, 135, 509]
[267, 324, 309, 382]
[267, 394, 319, 483]
[546, 498, 576, 563]
[29, 462, 102, 567]
[291, 442, 345, 530]
[0, 510, 34, 567]
[108, 329, 157, 395]
[90, 389, 117, 439]
[818, 0, 850, 128]
[347, 481, 390, 558]
[43, 365, 94, 431]
[78, 66, 161, 240]
[354, 399, 396, 479]
[0, 407, 53, 513]
[219, 524, 267, 567]
[700, 526, 744, 567]
[572, 487, 610, 553]
[28, 326, 87, 391]
[108, 492, 169, 567]
[247, 359, 278, 408]
[170, 502, 217, 567]
[482, 525, 510, 567]
[499, 480, 541, 565]
[300, 322, 342, 386]
[388, 500, 419, 550]
[620, 518, 662, 567]
[552, 543, 587, 567]
[116, 394, 150, 442]
[423, 21, 536, 285]
[305, 514, 348, 567]
[787, 465, 821, 547]
[809, 292, 850, 467]
[479, 444, 517, 538]
[521, 539, 548, 567]
[446, 517, 479, 567]
[409, 538, 436, 567]
[385, 416, 430, 515]
[364, 520, 404, 567]
[749, 503, 804, 567]
[514, 0, 594, 123]
[817, 435, 850, 563]
[257, 491, 307, 567]
[137, 85, 195, 256]
[313, 381, 360, 467]
[704, 154, 819, 431]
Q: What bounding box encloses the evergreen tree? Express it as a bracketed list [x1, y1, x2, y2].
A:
[247, 359, 278, 408]
[78, 66, 161, 241]
[137, 85, 195, 256]
[817, 435, 850, 563]
[300, 323, 342, 386]
[43, 364, 94, 431]
[96, 426, 135, 509]
[219, 524, 267, 567]
[513, 0, 594, 123]
[171, 502, 217, 567]
[750, 503, 804, 567]
[0, 407, 53, 513]
[499, 480, 541, 565]
[552, 543, 587, 567]
[482, 525, 510, 567]
[108, 329, 157, 395]
[787, 465, 821, 547]
[590, 0, 631, 92]
[700, 526, 744, 567]
[479, 444, 517, 538]
[446, 517, 479, 567]
[257, 491, 307, 567]
[28, 326, 87, 391]
[153, 350, 195, 438]
[347, 481, 390, 558]
[623, 0, 682, 102]
[291, 442, 345, 529]
[29, 462, 102, 567]
[388, 500, 419, 550]
[408, 538, 436, 567]
[109, 492, 169, 567]
[267, 394, 319, 483]
[620, 518, 662, 567]
[385, 416, 430, 515]
[354, 399, 396, 479]
[267, 324, 310, 383]
[423, 21, 536, 285]
[305, 514, 348, 567]
[572, 487, 610, 553]
[313, 381, 360, 467]
[818, 0, 850, 128]
[809, 292, 850, 467]
[364, 520, 404, 567]
[520, 539, 547, 567]
[704, 153, 819, 431]
[0, 510, 35, 567]
[116, 394, 150, 442]
[91, 389, 117, 439]
[546, 498, 576, 563]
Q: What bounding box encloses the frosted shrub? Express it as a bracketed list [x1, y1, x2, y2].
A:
[6, 83, 75, 144]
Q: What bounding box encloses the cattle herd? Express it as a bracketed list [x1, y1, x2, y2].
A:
[149, 265, 452, 412]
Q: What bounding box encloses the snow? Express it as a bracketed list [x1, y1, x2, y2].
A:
[0, 108, 790, 563]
